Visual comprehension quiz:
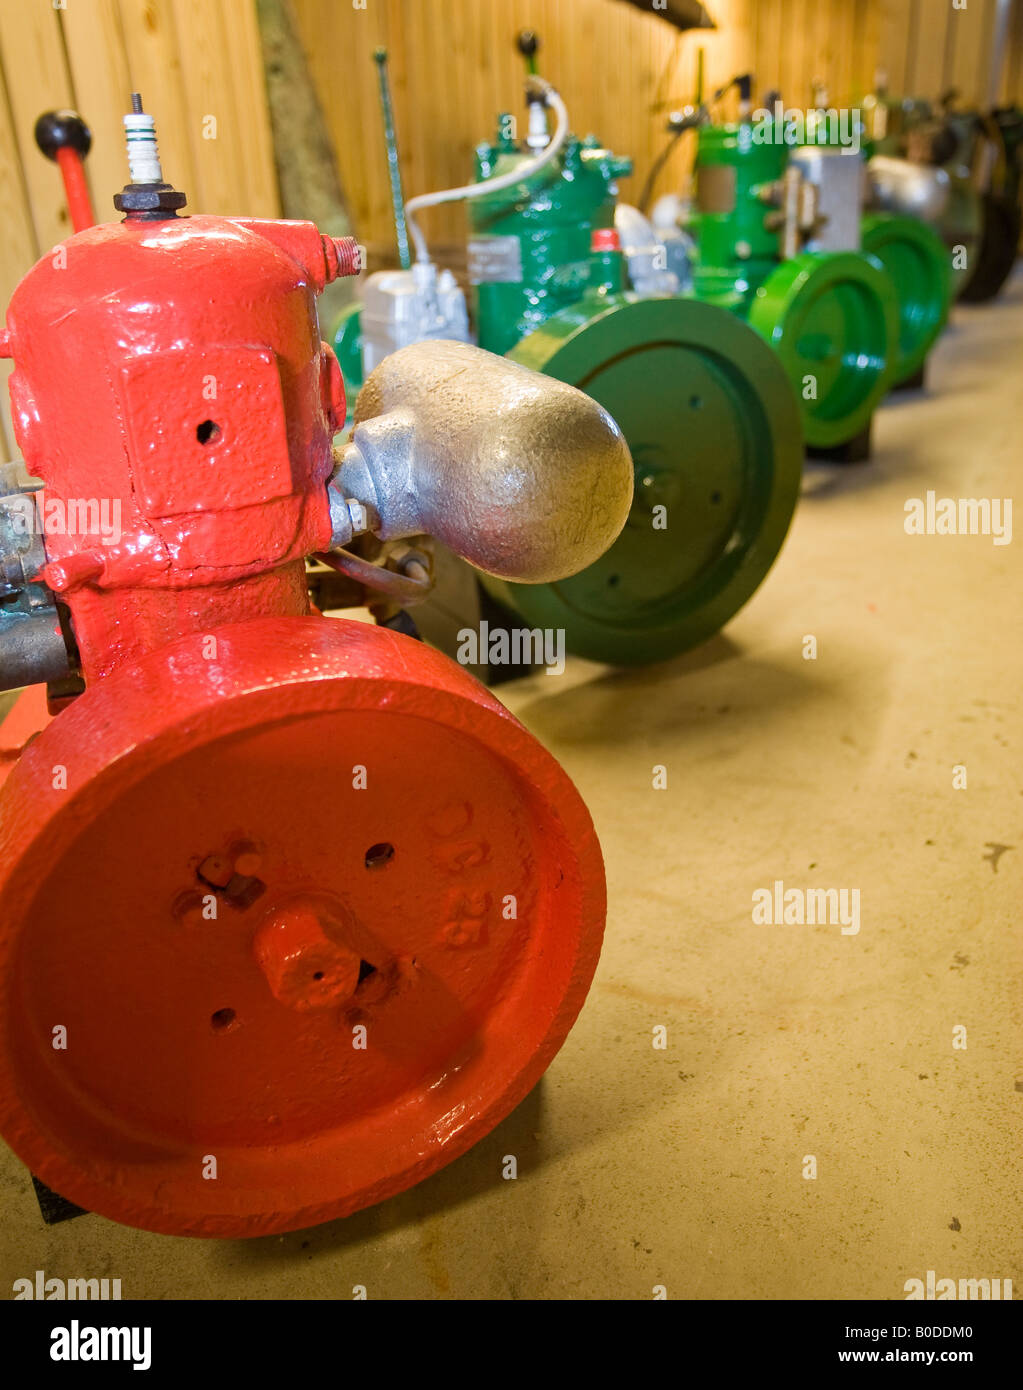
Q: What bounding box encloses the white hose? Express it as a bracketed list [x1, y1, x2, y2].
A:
[404, 84, 570, 264]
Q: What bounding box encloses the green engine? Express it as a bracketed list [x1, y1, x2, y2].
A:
[464, 106, 803, 666]
[687, 116, 902, 453]
[469, 121, 630, 356]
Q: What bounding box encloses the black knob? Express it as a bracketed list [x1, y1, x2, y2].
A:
[517, 30, 540, 58]
[34, 109, 92, 162]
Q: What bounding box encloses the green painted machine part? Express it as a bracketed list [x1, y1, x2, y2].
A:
[689, 121, 899, 448]
[747, 251, 895, 446]
[332, 300, 364, 399]
[690, 125, 787, 310]
[805, 123, 950, 386]
[792, 117, 952, 384]
[859, 214, 951, 384]
[470, 122, 631, 356]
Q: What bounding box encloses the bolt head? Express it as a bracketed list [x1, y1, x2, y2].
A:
[113, 183, 187, 214]
[254, 900, 362, 1011]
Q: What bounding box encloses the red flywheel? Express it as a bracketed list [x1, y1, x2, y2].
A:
[0, 616, 605, 1236]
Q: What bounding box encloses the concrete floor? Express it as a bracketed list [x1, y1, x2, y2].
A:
[1, 276, 1020, 1301]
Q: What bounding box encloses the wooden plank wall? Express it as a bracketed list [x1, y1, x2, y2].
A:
[877, 0, 1017, 106]
[0, 0, 279, 463]
[291, 0, 888, 269]
[289, 0, 1023, 270]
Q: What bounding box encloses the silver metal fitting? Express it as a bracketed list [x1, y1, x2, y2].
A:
[332, 339, 633, 584]
[0, 464, 72, 691]
[326, 481, 367, 549]
[0, 465, 46, 595]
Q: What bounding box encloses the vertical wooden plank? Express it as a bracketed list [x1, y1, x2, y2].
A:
[0, 60, 39, 267]
[477, 0, 500, 119]
[1000, 0, 1023, 104]
[379, 0, 413, 259]
[0, 54, 40, 461]
[730, 0, 755, 98]
[401, 0, 429, 234]
[654, 15, 684, 200]
[801, 0, 830, 107]
[638, 6, 675, 208]
[849, 0, 881, 101]
[900, 0, 923, 95]
[170, 0, 242, 213]
[350, 1, 378, 241]
[223, 0, 279, 215]
[829, 0, 855, 105]
[115, 0, 197, 203]
[785, 0, 815, 106]
[702, 0, 734, 110]
[668, 28, 698, 204]
[468, 0, 497, 219]
[428, 0, 473, 250]
[946, 0, 994, 105]
[908, 0, 949, 100]
[291, 0, 377, 251]
[753, 0, 785, 101]
[172, 0, 275, 216]
[168, 0, 278, 217]
[827, 0, 846, 105]
[626, 0, 646, 190]
[559, 0, 590, 138]
[59, 0, 134, 222]
[0, 2, 76, 251]
[978, 0, 1009, 107]
[876, 0, 913, 96]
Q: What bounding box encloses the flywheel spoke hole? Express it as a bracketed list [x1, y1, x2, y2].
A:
[364, 842, 394, 870]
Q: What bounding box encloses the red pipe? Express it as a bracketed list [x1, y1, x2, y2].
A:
[55, 146, 95, 232]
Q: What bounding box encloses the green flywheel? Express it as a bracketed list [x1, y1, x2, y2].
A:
[332, 302, 364, 405]
[480, 292, 804, 666]
[860, 214, 952, 384]
[748, 251, 899, 449]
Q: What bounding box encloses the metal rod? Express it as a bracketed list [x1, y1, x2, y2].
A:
[373, 48, 411, 271]
[314, 549, 432, 603]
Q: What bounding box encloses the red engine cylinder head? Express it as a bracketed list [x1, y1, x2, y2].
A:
[2, 215, 360, 681]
